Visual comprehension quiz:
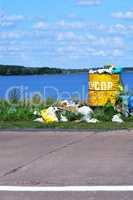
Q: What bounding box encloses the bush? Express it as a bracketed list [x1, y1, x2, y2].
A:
[64, 111, 83, 121]
[93, 107, 105, 121]
[93, 102, 116, 121]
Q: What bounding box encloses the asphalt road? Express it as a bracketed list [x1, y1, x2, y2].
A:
[0, 129, 133, 199]
[1, 191, 133, 200]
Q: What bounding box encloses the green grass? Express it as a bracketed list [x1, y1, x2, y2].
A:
[0, 120, 133, 130]
[0, 98, 132, 130]
[0, 98, 55, 122]
[38, 121, 133, 130]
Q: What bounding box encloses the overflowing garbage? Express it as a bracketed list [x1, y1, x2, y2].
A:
[34, 101, 100, 124]
[88, 65, 123, 108]
[33, 93, 133, 124]
[33, 65, 133, 125]
[33, 96, 133, 124]
[89, 65, 122, 74]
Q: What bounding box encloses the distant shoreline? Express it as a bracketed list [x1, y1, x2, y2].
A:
[0, 64, 88, 75]
[0, 64, 132, 75]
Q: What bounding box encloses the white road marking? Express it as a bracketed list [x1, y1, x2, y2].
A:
[0, 186, 133, 192]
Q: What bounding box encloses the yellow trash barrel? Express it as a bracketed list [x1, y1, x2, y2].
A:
[88, 73, 120, 106]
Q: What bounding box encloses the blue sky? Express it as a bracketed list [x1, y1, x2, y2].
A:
[0, 0, 133, 68]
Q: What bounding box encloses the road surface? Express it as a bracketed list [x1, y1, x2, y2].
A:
[0, 129, 133, 199]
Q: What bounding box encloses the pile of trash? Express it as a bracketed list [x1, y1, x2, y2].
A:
[33, 99, 129, 124]
[33, 64, 133, 125]
[34, 100, 100, 124]
[89, 65, 122, 74]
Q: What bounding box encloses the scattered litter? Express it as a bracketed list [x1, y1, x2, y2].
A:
[112, 66, 122, 74]
[77, 106, 93, 121]
[85, 118, 99, 123]
[60, 100, 70, 108]
[34, 100, 125, 124]
[112, 114, 124, 123]
[40, 106, 58, 123]
[60, 114, 68, 122]
[33, 110, 40, 116]
[89, 65, 122, 75]
[77, 106, 99, 123]
[59, 100, 78, 112]
[34, 118, 44, 123]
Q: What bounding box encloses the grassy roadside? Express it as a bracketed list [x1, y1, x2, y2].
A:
[0, 95, 132, 130]
[0, 121, 133, 130]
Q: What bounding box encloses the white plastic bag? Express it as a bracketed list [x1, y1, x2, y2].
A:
[60, 114, 68, 122]
[34, 118, 44, 123]
[85, 118, 99, 123]
[78, 106, 93, 121]
[112, 114, 123, 123]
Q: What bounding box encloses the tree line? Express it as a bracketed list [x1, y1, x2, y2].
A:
[0, 65, 88, 75]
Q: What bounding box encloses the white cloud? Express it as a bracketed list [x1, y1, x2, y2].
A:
[57, 46, 78, 54]
[0, 13, 46, 28]
[110, 24, 126, 32]
[54, 20, 133, 36]
[0, 13, 25, 27]
[33, 21, 49, 30]
[76, 0, 101, 6]
[92, 50, 107, 57]
[112, 11, 133, 19]
[87, 48, 124, 57]
[87, 48, 102, 56]
[96, 23, 133, 35]
[0, 31, 33, 39]
[57, 20, 84, 29]
[0, 32, 20, 39]
[57, 32, 76, 41]
[86, 34, 96, 40]
[112, 49, 123, 57]
[0, 21, 14, 27]
[86, 34, 124, 48]
[0, 12, 129, 65]
[109, 24, 133, 35]
[2, 15, 25, 21]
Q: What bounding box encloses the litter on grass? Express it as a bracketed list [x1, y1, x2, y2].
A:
[77, 106, 93, 122]
[33, 65, 133, 125]
[34, 102, 99, 124]
[33, 97, 133, 124]
[112, 114, 124, 123]
[41, 106, 59, 123]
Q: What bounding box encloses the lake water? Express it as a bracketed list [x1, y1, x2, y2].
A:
[0, 71, 133, 101]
